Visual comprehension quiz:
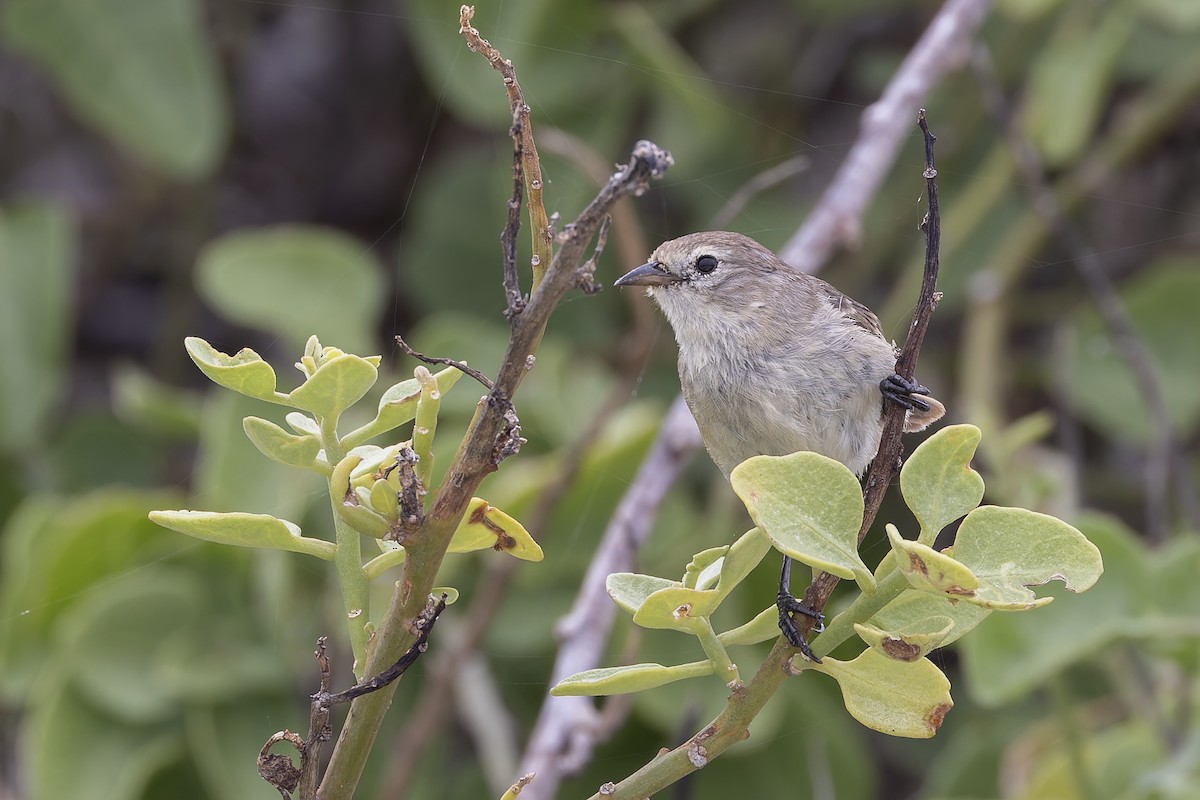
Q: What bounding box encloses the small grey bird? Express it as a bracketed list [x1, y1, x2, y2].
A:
[615, 231, 945, 657]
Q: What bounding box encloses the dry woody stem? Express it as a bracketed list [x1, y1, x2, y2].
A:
[460, 4, 554, 297]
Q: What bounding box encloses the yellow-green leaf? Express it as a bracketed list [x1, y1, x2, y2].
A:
[606, 573, 676, 616]
[242, 416, 321, 469]
[185, 337, 283, 403]
[812, 649, 953, 738]
[550, 661, 714, 696]
[887, 524, 980, 598]
[286, 353, 378, 421]
[149, 510, 334, 560]
[632, 586, 722, 631]
[854, 617, 955, 661]
[341, 365, 464, 448]
[900, 424, 985, 543]
[869, 589, 992, 650]
[448, 498, 542, 562]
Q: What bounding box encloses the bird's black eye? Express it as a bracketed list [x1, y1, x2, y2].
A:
[695, 254, 718, 274]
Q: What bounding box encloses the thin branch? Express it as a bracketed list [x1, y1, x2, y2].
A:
[502, 110, 527, 317]
[394, 334, 494, 390]
[971, 45, 1176, 542]
[778, 0, 991, 271]
[460, 5, 554, 291]
[319, 593, 448, 706]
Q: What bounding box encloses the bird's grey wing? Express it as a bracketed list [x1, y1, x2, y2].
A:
[812, 279, 887, 340]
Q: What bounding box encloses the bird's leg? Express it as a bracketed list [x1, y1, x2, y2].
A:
[777, 555, 824, 663]
[880, 373, 932, 412]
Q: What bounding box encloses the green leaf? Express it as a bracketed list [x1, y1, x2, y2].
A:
[731, 452, 873, 592]
[715, 527, 773, 599]
[954, 506, 1103, 609]
[868, 589, 992, 651]
[242, 416, 322, 470]
[195, 225, 385, 352]
[718, 606, 780, 647]
[960, 513, 1144, 707]
[606, 573, 676, 616]
[337, 498, 391, 539]
[550, 661, 715, 696]
[900, 424, 985, 542]
[887, 524, 981, 598]
[632, 586, 723, 631]
[363, 545, 406, 581]
[286, 353, 378, 422]
[2, 0, 228, 178]
[448, 498, 543, 562]
[0, 201, 74, 451]
[149, 510, 335, 560]
[854, 617, 955, 661]
[812, 649, 953, 739]
[342, 366, 464, 448]
[184, 337, 283, 403]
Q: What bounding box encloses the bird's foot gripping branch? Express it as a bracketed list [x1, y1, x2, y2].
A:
[553, 425, 1102, 763]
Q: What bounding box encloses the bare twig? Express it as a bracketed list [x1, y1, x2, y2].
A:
[258, 640, 334, 800]
[394, 334, 494, 390]
[779, 0, 991, 271]
[577, 215, 612, 295]
[798, 110, 942, 631]
[460, 5, 554, 291]
[502, 111, 528, 317]
[971, 45, 1176, 542]
[320, 594, 448, 706]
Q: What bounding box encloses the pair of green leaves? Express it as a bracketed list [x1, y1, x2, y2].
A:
[554, 425, 1103, 740]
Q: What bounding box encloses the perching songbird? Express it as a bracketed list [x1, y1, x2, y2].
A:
[615, 231, 944, 658]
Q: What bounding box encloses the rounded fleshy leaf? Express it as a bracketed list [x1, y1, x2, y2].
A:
[954, 506, 1103, 609]
[854, 617, 955, 661]
[242, 416, 321, 469]
[285, 412, 320, 436]
[887, 524, 980, 598]
[632, 586, 722, 630]
[869, 590, 992, 650]
[606, 573, 676, 616]
[337, 500, 391, 540]
[731, 452, 873, 592]
[447, 498, 543, 562]
[185, 337, 282, 403]
[715, 527, 773, 598]
[811, 649, 953, 739]
[550, 661, 715, 696]
[286, 353, 378, 421]
[900, 424, 985, 542]
[149, 510, 334, 560]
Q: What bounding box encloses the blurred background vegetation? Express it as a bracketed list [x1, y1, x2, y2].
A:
[1, 0, 1198, 798]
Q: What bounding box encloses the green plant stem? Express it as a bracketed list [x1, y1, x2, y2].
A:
[320, 426, 371, 678]
[810, 568, 909, 657]
[692, 619, 739, 685]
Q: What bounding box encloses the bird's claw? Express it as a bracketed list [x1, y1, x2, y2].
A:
[777, 592, 824, 663]
[880, 373, 931, 412]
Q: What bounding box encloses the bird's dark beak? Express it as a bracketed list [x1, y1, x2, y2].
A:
[614, 261, 683, 287]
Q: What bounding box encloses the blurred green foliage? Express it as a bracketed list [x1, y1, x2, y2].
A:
[1, 0, 1199, 798]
